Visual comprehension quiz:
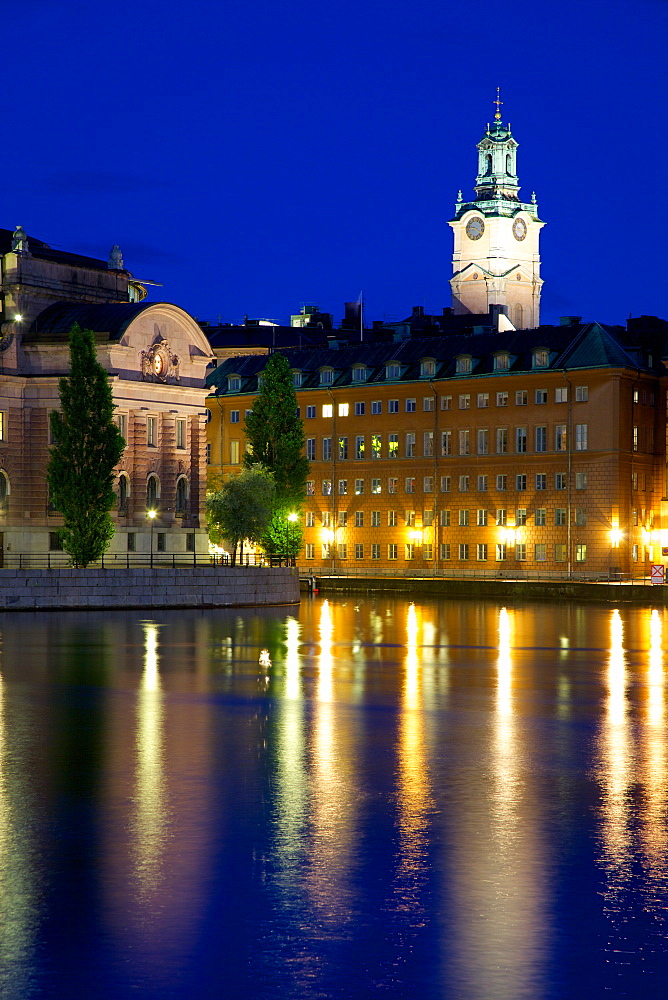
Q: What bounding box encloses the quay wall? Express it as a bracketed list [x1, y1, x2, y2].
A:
[0, 566, 299, 611]
[312, 575, 668, 605]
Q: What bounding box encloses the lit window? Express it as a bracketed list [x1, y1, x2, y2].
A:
[230, 440, 240, 464]
[575, 544, 587, 562]
[355, 436, 365, 459]
[338, 403, 349, 417]
[388, 434, 399, 459]
[305, 543, 315, 559]
[322, 404, 333, 418]
[534, 543, 547, 561]
[371, 434, 382, 459]
[322, 480, 332, 495]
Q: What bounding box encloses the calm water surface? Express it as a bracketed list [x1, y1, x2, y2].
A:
[0, 596, 667, 999]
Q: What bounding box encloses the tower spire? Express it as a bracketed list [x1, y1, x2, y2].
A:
[493, 87, 503, 122]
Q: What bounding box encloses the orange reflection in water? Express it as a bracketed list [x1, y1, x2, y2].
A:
[275, 616, 308, 863]
[639, 610, 667, 876]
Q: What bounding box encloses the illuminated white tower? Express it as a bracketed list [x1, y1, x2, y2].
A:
[449, 92, 544, 329]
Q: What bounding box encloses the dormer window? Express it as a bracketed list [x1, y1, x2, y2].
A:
[320, 368, 334, 385]
[420, 359, 436, 377]
[532, 349, 549, 369]
[256, 374, 264, 388]
[227, 375, 241, 391]
[456, 355, 472, 374]
[292, 370, 303, 388]
[386, 363, 401, 379]
[352, 365, 368, 382]
[494, 353, 510, 372]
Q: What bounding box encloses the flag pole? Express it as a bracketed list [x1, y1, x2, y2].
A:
[360, 290, 363, 343]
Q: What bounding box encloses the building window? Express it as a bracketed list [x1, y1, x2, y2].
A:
[477, 543, 488, 561]
[305, 543, 315, 559]
[338, 403, 349, 417]
[516, 427, 527, 453]
[459, 429, 470, 455]
[440, 476, 451, 493]
[496, 428, 508, 454]
[371, 434, 382, 459]
[355, 511, 364, 527]
[118, 473, 129, 510]
[305, 512, 315, 527]
[423, 509, 434, 526]
[496, 543, 507, 561]
[420, 359, 435, 377]
[127, 532, 136, 552]
[388, 544, 398, 560]
[386, 364, 401, 379]
[632, 472, 638, 490]
[371, 478, 381, 494]
[147, 416, 157, 447]
[459, 475, 470, 492]
[575, 507, 587, 526]
[186, 532, 195, 553]
[515, 390, 528, 406]
[535, 473, 547, 490]
[575, 472, 587, 490]
[459, 543, 469, 560]
[516, 508, 527, 526]
[321, 404, 332, 419]
[496, 474, 507, 491]
[405, 477, 416, 494]
[306, 480, 315, 496]
[322, 437, 332, 461]
[175, 478, 188, 514]
[337, 543, 347, 560]
[440, 543, 451, 560]
[230, 441, 240, 465]
[423, 544, 433, 561]
[554, 544, 566, 562]
[496, 392, 508, 407]
[575, 424, 588, 451]
[515, 543, 527, 561]
[227, 376, 241, 391]
[494, 353, 510, 371]
[532, 349, 549, 368]
[534, 543, 546, 561]
[555, 473, 566, 490]
[354, 402, 365, 415]
[478, 475, 488, 492]
[355, 543, 364, 559]
[575, 544, 587, 563]
[405, 543, 415, 561]
[441, 395, 452, 410]
[555, 424, 567, 451]
[371, 544, 380, 560]
[156, 532, 166, 553]
[388, 477, 398, 494]
[306, 405, 316, 419]
[555, 508, 567, 526]
[477, 508, 487, 526]
[535, 508, 546, 526]
[388, 510, 397, 526]
[306, 438, 316, 461]
[440, 509, 451, 527]
[535, 389, 548, 405]
[575, 386, 588, 402]
[535, 426, 547, 452]
[459, 393, 471, 409]
[423, 431, 434, 456]
[352, 366, 367, 382]
[459, 509, 469, 527]
[405, 398, 416, 413]
[322, 543, 331, 560]
[322, 480, 332, 495]
[371, 510, 381, 527]
[320, 369, 334, 385]
[230, 410, 240, 424]
[423, 396, 435, 412]
[405, 432, 416, 457]
[338, 437, 348, 460]
[456, 355, 472, 374]
[423, 476, 433, 493]
[117, 413, 126, 441]
[49, 531, 64, 551]
[516, 474, 527, 491]
[555, 387, 568, 403]
[388, 399, 399, 414]
[338, 480, 348, 496]
[388, 434, 399, 459]
[477, 393, 489, 408]
[632, 544, 639, 562]
[175, 418, 186, 449]
[477, 428, 489, 455]
[146, 475, 159, 508]
[372, 400, 382, 415]
[441, 430, 452, 456]
[496, 509, 507, 526]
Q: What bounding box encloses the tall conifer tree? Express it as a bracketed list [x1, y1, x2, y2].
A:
[47, 324, 125, 566]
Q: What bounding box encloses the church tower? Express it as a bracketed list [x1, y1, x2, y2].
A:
[448, 93, 544, 329]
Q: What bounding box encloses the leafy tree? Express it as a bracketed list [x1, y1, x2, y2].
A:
[47, 324, 125, 567]
[262, 505, 303, 560]
[244, 353, 308, 504]
[206, 465, 275, 565]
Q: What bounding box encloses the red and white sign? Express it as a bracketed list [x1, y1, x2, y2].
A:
[651, 564, 665, 585]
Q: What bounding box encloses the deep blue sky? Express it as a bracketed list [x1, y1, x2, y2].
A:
[8, 0, 667, 328]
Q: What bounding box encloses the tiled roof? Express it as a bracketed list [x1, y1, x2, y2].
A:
[206, 322, 664, 396]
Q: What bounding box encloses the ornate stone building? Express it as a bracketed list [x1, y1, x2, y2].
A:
[0, 226, 214, 560]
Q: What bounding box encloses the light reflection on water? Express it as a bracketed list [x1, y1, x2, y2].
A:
[0, 600, 666, 997]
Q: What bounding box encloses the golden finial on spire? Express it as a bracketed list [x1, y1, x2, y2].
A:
[494, 86, 503, 121]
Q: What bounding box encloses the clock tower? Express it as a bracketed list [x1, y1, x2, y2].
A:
[449, 94, 544, 329]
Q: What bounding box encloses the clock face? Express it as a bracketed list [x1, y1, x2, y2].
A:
[465, 217, 485, 240]
[153, 352, 164, 376]
[512, 218, 527, 241]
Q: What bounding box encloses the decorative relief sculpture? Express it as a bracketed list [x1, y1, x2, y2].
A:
[140, 341, 180, 382]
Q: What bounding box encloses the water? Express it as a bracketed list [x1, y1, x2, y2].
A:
[0, 596, 667, 999]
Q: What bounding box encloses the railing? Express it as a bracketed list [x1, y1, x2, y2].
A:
[0, 551, 281, 570]
[301, 564, 657, 585]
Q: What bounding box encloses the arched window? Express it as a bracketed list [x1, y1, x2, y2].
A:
[0, 471, 9, 503]
[515, 304, 524, 329]
[176, 477, 188, 515]
[506, 153, 512, 175]
[147, 475, 160, 509]
[485, 154, 492, 175]
[118, 473, 130, 510]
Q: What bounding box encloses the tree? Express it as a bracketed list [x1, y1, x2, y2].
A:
[244, 353, 309, 557]
[47, 324, 125, 567]
[206, 465, 275, 565]
[244, 353, 308, 504]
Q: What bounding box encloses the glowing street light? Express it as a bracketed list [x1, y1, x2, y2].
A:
[147, 508, 157, 567]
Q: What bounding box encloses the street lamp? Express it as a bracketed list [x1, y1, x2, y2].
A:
[287, 512, 298, 566]
[147, 509, 157, 567]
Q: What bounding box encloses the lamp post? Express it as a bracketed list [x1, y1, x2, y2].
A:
[147, 509, 157, 567]
[287, 512, 298, 566]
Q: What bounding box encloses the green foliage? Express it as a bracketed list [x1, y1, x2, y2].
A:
[47, 324, 125, 567]
[206, 465, 275, 565]
[244, 353, 308, 504]
[261, 506, 303, 557]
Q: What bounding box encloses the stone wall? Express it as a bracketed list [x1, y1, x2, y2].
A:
[0, 566, 299, 611]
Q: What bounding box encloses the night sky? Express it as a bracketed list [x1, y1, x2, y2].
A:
[8, 0, 667, 328]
